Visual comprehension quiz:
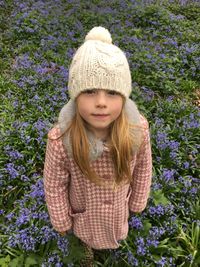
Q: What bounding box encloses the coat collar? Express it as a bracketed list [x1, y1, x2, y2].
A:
[58, 99, 142, 161]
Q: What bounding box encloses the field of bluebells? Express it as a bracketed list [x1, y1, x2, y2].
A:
[0, 0, 200, 266]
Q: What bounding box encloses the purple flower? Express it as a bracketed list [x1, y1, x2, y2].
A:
[156, 131, 169, 150]
[29, 179, 45, 200]
[189, 187, 197, 195]
[41, 252, 63, 267]
[5, 163, 19, 179]
[8, 235, 18, 247]
[166, 95, 174, 101]
[5, 212, 15, 221]
[146, 238, 159, 248]
[21, 175, 30, 182]
[127, 251, 139, 266]
[156, 256, 167, 267]
[0, 210, 5, 215]
[169, 151, 179, 160]
[149, 205, 165, 217]
[16, 209, 30, 226]
[183, 161, 190, 169]
[141, 86, 155, 101]
[15, 227, 38, 251]
[156, 156, 161, 162]
[161, 168, 176, 183]
[152, 182, 162, 190]
[168, 140, 179, 150]
[57, 236, 69, 255]
[39, 226, 57, 244]
[5, 149, 24, 160]
[159, 53, 166, 59]
[135, 237, 148, 256]
[111, 250, 121, 261]
[129, 216, 143, 230]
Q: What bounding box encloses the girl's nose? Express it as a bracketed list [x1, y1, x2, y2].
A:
[95, 91, 107, 107]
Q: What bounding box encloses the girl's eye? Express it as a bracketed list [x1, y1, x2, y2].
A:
[83, 89, 96, 94]
[108, 90, 119, 96]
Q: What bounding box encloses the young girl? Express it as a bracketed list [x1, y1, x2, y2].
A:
[43, 26, 152, 266]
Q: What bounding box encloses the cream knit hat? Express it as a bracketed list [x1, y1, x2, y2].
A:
[68, 26, 132, 99]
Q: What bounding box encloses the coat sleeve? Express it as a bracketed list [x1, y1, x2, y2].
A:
[43, 128, 72, 232]
[129, 116, 152, 213]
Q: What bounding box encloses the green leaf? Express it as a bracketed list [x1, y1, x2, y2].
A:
[62, 235, 85, 264]
[152, 190, 170, 206]
[8, 255, 24, 267]
[143, 220, 152, 232]
[140, 219, 152, 236]
[24, 255, 39, 267]
[0, 255, 11, 267]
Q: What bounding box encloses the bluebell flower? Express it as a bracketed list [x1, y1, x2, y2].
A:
[42, 252, 63, 267]
[8, 235, 18, 248]
[183, 161, 190, 169]
[5, 148, 24, 160]
[189, 187, 197, 195]
[57, 236, 69, 255]
[39, 226, 57, 244]
[156, 256, 167, 267]
[111, 250, 121, 261]
[29, 179, 45, 200]
[135, 237, 148, 256]
[149, 226, 165, 238]
[161, 168, 176, 183]
[15, 227, 37, 251]
[16, 208, 30, 226]
[149, 205, 165, 217]
[152, 182, 162, 190]
[129, 216, 143, 230]
[127, 251, 139, 266]
[5, 163, 19, 179]
[146, 238, 159, 248]
[156, 131, 169, 150]
[5, 212, 15, 221]
[0, 209, 4, 215]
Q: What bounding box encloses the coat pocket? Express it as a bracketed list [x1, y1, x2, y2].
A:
[69, 209, 89, 242]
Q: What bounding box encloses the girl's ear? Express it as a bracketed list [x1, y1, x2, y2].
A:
[124, 99, 141, 125]
[58, 100, 76, 134]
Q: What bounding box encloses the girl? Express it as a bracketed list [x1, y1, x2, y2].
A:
[43, 26, 152, 266]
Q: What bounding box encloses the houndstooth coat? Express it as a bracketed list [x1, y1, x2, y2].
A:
[43, 99, 152, 249]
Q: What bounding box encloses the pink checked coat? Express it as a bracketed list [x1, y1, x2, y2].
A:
[43, 99, 152, 249]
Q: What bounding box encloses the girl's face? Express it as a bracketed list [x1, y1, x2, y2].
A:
[76, 89, 123, 139]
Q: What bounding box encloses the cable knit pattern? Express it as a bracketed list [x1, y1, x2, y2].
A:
[68, 26, 132, 99]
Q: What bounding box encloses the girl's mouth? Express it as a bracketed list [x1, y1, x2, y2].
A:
[92, 114, 109, 119]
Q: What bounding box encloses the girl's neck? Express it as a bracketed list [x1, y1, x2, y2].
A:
[85, 124, 110, 142]
[91, 129, 109, 142]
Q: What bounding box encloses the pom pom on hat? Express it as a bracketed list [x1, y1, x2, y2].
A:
[85, 26, 112, 44]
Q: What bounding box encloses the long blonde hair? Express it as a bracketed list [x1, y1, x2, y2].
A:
[52, 99, 144, 188]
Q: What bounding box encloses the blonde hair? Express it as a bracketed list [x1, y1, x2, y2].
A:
[51, 99, 144, 189]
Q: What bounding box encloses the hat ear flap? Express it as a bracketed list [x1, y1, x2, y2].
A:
[124, 99, 141, 125]
[58, 100, 76, 134]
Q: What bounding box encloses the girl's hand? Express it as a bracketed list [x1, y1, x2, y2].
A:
[59, 231, 67, 236]
[59, 229, 73, 236]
